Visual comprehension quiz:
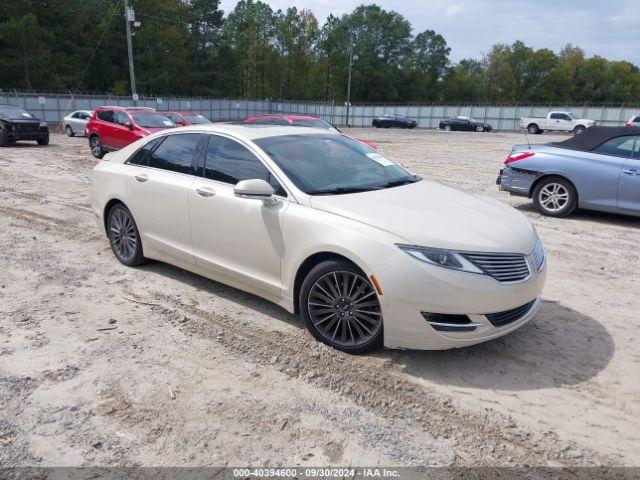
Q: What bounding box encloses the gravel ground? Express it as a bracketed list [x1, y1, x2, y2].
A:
[0, 129, 638, 468]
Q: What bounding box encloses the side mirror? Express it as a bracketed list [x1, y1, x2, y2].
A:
[125, 122, 134, 131]
[234, 179, 277, 205]
[177, 121, 185, 126]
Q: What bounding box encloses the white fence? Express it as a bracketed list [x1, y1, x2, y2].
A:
[1, 91, 637, 131]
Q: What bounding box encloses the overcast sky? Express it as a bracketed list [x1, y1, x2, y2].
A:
[218, 0, 639, 65]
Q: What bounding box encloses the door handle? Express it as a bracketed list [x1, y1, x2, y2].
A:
[196, 187, 216, 197]
[134, 174, 149, 182]
[622, 169, 639, 176]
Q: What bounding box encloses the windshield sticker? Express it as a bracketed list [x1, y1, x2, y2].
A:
[367, 152, 394, 166]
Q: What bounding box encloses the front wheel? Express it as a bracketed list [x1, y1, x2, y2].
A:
[300, 260, 383, 354]
[476, 125, 484, 132]
[444, 125, 452, 132]
[37, 136, 49, 146]
[574, 125, 586, 135]
[532, 177, 578, 217]
[107, 204, 145, 266]
[0, 129, 8, 147]
[89, 136, 105, 159]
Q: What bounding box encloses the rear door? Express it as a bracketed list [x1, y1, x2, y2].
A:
[127, 133, 202, 265]
[618, 136, 640, 212]
[96, 110, 118, 148]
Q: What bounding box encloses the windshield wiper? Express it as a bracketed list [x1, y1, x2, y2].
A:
[309, 186, 380, 195]
[380, 178, 418, 189]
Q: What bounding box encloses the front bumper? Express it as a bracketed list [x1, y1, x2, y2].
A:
[374, 247, 546, 350]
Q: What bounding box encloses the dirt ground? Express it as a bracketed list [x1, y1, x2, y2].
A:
[0, 128, 638, 468]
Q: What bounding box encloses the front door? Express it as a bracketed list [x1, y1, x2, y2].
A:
[189, 133, 287, 298]
[618, 137, 640, 212]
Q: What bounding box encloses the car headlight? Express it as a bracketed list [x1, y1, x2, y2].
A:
[396, 244, 482, 274]
[39, 121, 48, 128]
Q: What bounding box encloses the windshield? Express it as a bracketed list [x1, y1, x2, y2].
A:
[292, 118, 337, 131]
[255, 134, 418, 195]
[184, 114, 210, 124]
[131, 113, 176, 128]
[0, 105, 34, 118]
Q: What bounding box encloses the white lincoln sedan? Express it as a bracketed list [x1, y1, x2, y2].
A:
[90, 124, 546, 353]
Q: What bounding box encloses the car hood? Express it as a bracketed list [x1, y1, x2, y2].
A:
[309, 180, 536, 253]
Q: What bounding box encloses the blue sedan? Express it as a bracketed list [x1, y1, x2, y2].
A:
[498, 126, 640, 217]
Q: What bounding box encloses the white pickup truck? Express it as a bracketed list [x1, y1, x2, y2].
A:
[520, 111, 595, 135]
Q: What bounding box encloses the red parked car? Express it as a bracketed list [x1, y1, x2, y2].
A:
[163, 111, 211, 126]
[86, 106, 177, 159]
[244, 114, 377, 149]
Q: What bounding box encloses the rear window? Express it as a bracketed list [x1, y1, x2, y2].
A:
[127, 137, 165, 166]
[148, 133, 200, 174]
[97, 110, 114, 123]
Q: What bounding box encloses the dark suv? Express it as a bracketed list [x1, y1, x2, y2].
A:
[0, 104, 50, 147]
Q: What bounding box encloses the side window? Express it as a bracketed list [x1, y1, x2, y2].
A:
[127, 137, 165, 166]
[560, 114, 572, 121]
[115, 111, 130, 126]
[593, 136, 637, 158]
[550, 113, 561, 120]
[71, 112, 80, 119]
[633, 137, 640, 159]
[97, 110, 114, 123]
[148, 133, 200, 174]
[204, 135, 286, 196]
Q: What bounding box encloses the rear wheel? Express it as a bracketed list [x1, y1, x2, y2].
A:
[527, 124, 539, 135]
[90, 135, 105, 159]
[300, 259, 383, 354]
[65, 125, 74, 137]
[444, 125, 452, 132]
[107, 203, 145, 266]
[476, 125, 485, 132]
[532, 177, 578, 217]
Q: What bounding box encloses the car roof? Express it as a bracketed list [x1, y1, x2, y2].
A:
[550, 125, 640, 151]
[95, 106, 158, 113]
[160, 123, 341, 141]
[246, 114, 322, 121]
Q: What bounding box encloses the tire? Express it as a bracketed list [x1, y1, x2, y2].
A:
[65, 125, 75, 137]
[527, 124, 539, 135]
[89, 135, 105, 159]
[37, 136, 49, 146]
[444, 125, 452, 132]
[106, 203, 146, 266]
[532, 176, 578, 218]
[299, 259, 383, 354]
[476, 125, 484, 132]
[0, 129, 8, 147]
[574, 125, 586, 135]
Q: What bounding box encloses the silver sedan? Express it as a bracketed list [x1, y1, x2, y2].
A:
[62, 110, 93, 137]
[498, 126, 640, 217]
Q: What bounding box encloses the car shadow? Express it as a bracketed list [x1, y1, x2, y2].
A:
[383, 299, 614, 391]
[137, 261, 302, 330]
[514, 202, 640, 228]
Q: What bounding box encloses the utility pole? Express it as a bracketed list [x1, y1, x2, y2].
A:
[124, 0, 138, 105]
[346, 40, 353, 128]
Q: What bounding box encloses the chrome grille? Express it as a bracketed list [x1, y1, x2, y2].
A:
[530, 238, 545, 272]
[462, 252, 530, 283]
